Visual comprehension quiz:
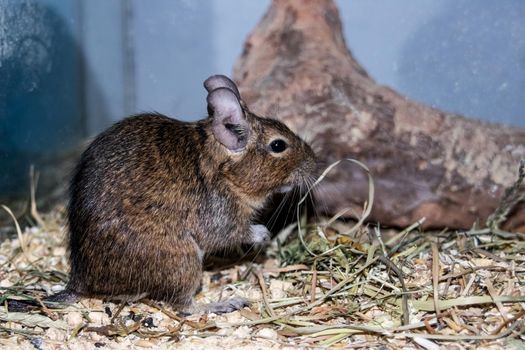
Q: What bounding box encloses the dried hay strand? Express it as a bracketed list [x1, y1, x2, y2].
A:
[0, 160, 523, 349]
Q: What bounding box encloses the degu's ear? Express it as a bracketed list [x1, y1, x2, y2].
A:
[204, 75, 241, 100]
[207, 88, 249, 152]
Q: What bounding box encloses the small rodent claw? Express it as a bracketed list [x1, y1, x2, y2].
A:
[176, 310, 192, 318]
[228, 296, 251, 309]
[250, 224, 271, 243]
[204, 297, 250, 314]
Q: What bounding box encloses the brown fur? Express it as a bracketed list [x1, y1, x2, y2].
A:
[66, 83, 316, 310]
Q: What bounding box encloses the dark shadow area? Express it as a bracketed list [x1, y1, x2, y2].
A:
[0, 1, 108, 226]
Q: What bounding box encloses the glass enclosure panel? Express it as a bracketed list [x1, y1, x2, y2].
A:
[1, 0, 524, 209]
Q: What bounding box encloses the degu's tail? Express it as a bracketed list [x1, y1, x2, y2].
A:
[7, 289, 80, 312]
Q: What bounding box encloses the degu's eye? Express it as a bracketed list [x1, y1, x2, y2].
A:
[269, 139, 288, 153]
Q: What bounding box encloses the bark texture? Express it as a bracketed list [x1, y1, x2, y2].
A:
[234, 0, 525, 230]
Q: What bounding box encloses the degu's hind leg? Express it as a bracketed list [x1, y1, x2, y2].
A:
[179, 297, 251, 315]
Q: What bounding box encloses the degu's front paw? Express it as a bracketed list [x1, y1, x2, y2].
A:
[249, 224, 271, 243]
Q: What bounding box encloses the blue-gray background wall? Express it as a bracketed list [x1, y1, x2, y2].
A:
[1, 0, 524, 197]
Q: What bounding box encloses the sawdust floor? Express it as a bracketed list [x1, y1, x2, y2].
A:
[0, 206, 524, 349]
